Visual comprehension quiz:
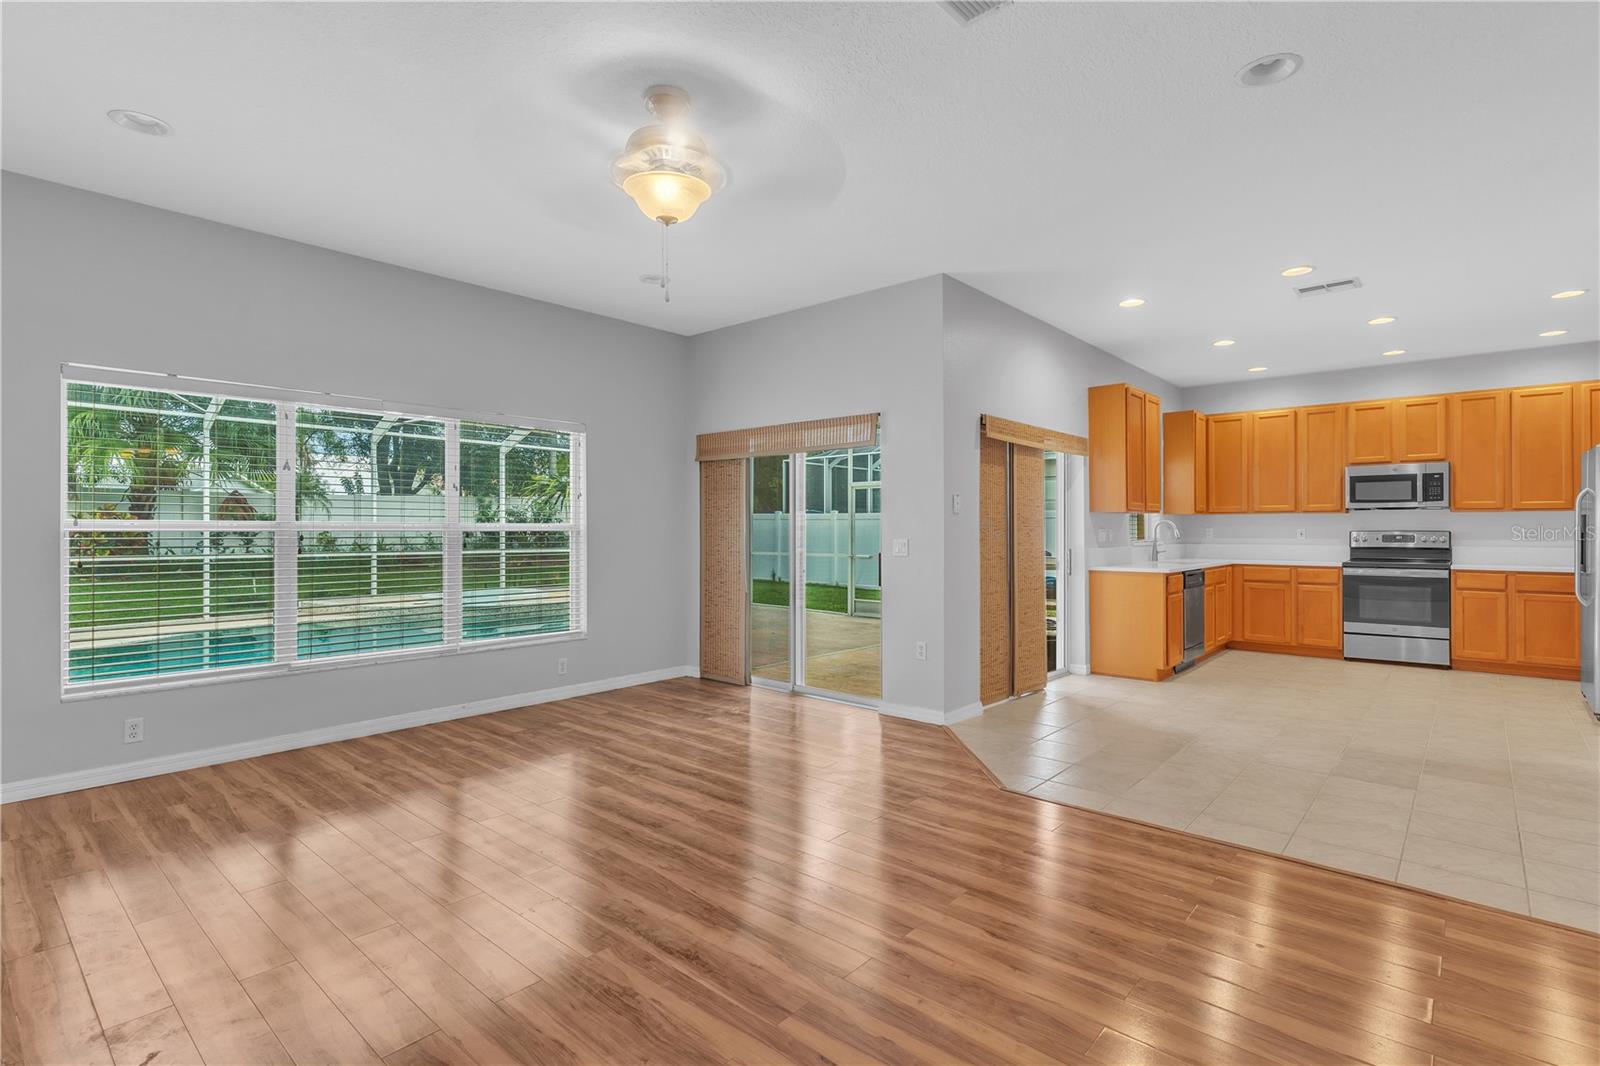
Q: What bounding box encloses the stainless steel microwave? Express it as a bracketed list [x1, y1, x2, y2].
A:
[1345, 462, 1450, 510]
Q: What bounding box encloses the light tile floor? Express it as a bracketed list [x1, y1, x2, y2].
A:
[952, 650, 1600, 931]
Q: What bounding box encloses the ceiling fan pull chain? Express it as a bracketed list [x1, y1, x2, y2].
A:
[660, 221, 671, 304]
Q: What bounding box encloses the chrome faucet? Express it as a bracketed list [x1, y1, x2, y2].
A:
[1150, 518, 1180, 563]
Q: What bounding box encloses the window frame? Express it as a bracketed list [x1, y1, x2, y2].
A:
[60, 367, 587, 700]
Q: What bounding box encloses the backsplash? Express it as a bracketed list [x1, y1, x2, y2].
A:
[1168, 511, 1579, 569]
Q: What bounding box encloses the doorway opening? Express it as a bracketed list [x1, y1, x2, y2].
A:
[748, 436, 883, 702]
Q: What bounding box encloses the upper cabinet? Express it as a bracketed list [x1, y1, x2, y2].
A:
[1249, 409, 1297, 512]
[1347, 400, 1394, 464]
[1144, 392, 1162, 511]
[1206, 413, 1250, 514]
[1581, 382, 1600, 454]
[1162, 410, 1208, 515]
[1088, 383, 1160, 513]
[1296, 405, 1346, 512]
[1510, 384, 1575, 509]
[1450, 390, 1510, 510]
[1393, 395, 1448, 461]
[1100, 378, 1598, 517]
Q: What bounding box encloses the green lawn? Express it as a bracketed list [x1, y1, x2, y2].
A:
[752, 580, 881, 613]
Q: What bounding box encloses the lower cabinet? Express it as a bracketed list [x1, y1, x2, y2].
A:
[1451, 570, 1579, 677]
[1293, 568, 1343, 649]
[1237, 567, 1294, 645]
[1090, 564, 1342, 681]
[1165, 575, 1184, 669]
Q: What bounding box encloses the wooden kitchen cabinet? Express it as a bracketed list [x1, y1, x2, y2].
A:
[1162, 410, 1208, 514]
[1579, 381, 1600, 453]
[1293, 568, 1343, 649]
[1511, 573, 1580, 669]
[1145, 391, 1162, 512]
[1215, 569, 1233, 644]
[1450, 389, 1510, 510]
[1510, 384, 1575, 509]
[1451, 570, 1578, 678]
[1088, 383, 1159, 513]
[1207, 413, 1250, 514]
[1347, 400, 1394, 464]
[1393, 395, 1449, 461]
[1237, 566, 1294, 645]
[1452, 571, 1511, 664]
[1165, 575, 1184, 669]
[1249, 410, 1297, 512]
[1297, 404, 1346, 512]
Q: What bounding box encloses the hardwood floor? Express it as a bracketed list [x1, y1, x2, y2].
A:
[3, 678, 1597, 1065]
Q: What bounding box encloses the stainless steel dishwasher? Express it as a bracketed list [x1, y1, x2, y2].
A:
[1177, 570, 1206, 671]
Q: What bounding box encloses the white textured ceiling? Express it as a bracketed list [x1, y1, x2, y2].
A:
[3, 2, 1596, 386]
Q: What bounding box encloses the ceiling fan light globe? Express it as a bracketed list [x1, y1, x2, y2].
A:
[622, 170, 712, 224]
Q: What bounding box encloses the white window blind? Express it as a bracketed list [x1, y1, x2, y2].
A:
[62, 374, 585, 696]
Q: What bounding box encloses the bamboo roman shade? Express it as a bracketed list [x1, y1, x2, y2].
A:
[980, 414, 1087, 456]
[699, 460, 748, 684]
[695, 413, 879, 462]
[979, 415, 1056, 704]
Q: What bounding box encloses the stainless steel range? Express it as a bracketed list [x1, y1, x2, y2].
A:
[1343, 530, 1452, 667]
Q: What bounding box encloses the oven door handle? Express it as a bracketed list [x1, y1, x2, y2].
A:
[1342, 567, 1450, 580]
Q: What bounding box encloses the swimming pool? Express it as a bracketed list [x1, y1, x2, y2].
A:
[68, 605, 573, 683]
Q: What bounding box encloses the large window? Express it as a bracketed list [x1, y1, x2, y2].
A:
[64, 377, 584, 694]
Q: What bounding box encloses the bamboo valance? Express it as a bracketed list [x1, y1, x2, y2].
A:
[980, 414, 1088, 456]
[695, 413, 879, 461]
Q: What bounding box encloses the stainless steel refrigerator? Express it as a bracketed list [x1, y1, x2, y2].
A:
[1581, 445, 1599, 718]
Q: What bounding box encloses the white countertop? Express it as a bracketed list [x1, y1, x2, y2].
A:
[1089, 559, 1344, 574]
[1451, 562, 1575, 573]
[1090, 559, 1575, 574]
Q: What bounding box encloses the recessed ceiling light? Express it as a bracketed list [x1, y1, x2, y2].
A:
[106, 109, 172, 136]
[1212, 339, 1236, 348]
[1280, 265, 1315, 278]
[1382, 349, 1407, 357]
[1367, 315, 1396, 325]
[1539, 329, 1568, 338]
[1551, 289, 1588, 300]
[1118, 297, 1146, 308]
[1237, 53, 1303, 88]
[1246, 366, 1268, 373]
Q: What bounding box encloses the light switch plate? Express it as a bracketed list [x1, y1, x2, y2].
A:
[891, 538, 909, 557]
[951, 493, 962, 515]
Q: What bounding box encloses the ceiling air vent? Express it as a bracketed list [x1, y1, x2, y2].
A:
[1294, 276, 1363, 297]
[941, 0, 1012, 24]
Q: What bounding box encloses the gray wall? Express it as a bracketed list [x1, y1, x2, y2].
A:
[2, 173, 693, 786]
[685, 277, 948, 717]
[940, 278, 1182, 710]
[1181, 342, 1599, 412]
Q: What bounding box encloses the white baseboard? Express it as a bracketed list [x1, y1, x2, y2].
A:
[944, 702, 983, 725]
[877, 702, 945, 725]
[878, 700, 984, 726]
[1068, 663, 1090, 676]
[1, 665, 695, 803]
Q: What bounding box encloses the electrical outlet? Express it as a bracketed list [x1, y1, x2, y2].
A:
[1205, 527, 1214, 540]
[1096, 527, 1110, 546]
[557, 657, 568, 676]
[1296, 528, 1307, 540]
[915, 641, 927, 661]
[123, 718, 143, 744]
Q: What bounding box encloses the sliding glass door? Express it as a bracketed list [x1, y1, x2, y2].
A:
[748, 438, 882, 702]
[749, 454, 792, 685]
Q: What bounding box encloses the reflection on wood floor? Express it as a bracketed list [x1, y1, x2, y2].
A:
[3, 678, 1596, 1065]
